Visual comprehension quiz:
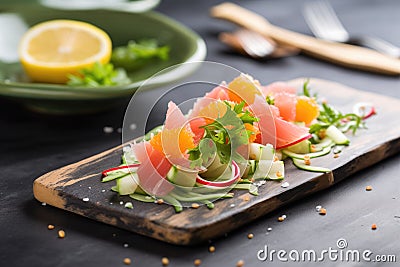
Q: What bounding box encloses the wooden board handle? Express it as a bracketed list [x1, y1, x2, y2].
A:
[211, 2, 400, 75]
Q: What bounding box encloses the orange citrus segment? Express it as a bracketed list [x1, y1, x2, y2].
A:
[227, 74, 262, 104]
[19, 19, 112, 83]
[150, 128, 196, 156]
[295, 96, 320, 125]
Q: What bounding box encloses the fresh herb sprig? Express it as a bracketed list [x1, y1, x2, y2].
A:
[111, 39, 170, 71]
[304, 80, 365, 135]
[189, 101, 259, 166]
[67, 62, 131, 87]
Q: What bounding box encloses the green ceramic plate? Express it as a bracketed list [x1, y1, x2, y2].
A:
[0, 4, 206, 114]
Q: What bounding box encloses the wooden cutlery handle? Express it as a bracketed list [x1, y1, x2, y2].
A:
[211, 2, 400, 75]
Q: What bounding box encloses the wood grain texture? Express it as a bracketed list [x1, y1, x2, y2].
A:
[211, 2, 400, 75]
[33, 79, 400, 245]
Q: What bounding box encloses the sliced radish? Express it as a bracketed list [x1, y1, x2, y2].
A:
[196, 161, 240, 188]
[102, 163, 141, 176]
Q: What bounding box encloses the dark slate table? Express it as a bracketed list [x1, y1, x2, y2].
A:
[1, 0, 399, 266]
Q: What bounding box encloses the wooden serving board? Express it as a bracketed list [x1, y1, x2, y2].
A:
[33, 79, 400, 245]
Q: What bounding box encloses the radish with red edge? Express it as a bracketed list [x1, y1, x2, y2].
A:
[196, 161, 240, 188]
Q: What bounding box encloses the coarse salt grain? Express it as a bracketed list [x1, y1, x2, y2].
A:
[267, 227, 272, 232]
[230, 204, 236, 208]
[41, 202, 47, 206]
[129, 124, 137, 131]
[101, 189, 106, 193]
[281, 215, 287, 219]
[82, 197, 89, 202]
[315, 205, 322, 212]
[281, 182, 289, 188]
[123, 243, 129, 248]
[103, 126, 114, 134]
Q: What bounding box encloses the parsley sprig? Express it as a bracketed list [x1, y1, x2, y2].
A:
[67, 62, 130, 87]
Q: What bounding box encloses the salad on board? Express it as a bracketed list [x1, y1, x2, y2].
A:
[101, 74, 376, 212]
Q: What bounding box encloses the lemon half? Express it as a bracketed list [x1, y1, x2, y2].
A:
[19, 19, 112, 84]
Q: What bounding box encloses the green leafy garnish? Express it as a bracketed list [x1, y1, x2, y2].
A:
[111, 39, 170, 71]
[303, 81, 364, 136]
[310, 103, 364, 135]
[67, 62, 131, 87]
[188, 101, 259, 166]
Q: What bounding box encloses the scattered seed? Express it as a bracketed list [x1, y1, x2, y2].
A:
[276, 171, 282, 178]
[103, 126, 114, 134]
[58, 230, 65, 238]
[123, 258, 131, 265]
[243, 195, 250, 202]
[366, 186, 373, 191]
[281, 182, 289, 188]
[157, 199, 164, 205]
[319, 208, 327, 215]
[278, 216, 285, 222]
[333, 154, 339, 158]
[209, 246, 215, 253]
[315, 205, 322, 212]
[194, 259, 202, 266]
[236, 260, 244, 267]
[82, 197, 89, 202]
[247, 233, 254, 239]
[371, 224, 377, 230]
[191, 203, 200, 209]
[161, 257, 169, 266]
[47, 224, 55, 230]
[273, 155, 279, 162]
[310, 145, 317, 153]
[304, 155, 311, 165]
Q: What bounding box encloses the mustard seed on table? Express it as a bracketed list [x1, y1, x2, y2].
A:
[236, 260, 244, 267]
[58, 230, 65, 238]
[161, 257, 169, 266]
[209, 246, 215, 253]
[194, 259, 202, 266]
[123, 258, 131, 265]
[47, 224, 55, 230]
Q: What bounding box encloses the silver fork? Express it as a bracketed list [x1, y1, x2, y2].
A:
[303, 0, 400, 58]
[235, 29, 275, 58]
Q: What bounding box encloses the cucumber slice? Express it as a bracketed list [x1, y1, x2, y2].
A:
[129, 193, 154, 203]
[312, 137, 334, 152]
[102, 171, 129, 182]
[325, 125, 350, 145]
[116, 173, 138, 195]
[292, 158, 331, 173]
[167, 166, 197, 187]
[286, 140, 311, 154]
[252, 160, 284, 180]
[282, 146, 332, 160]
[249, 143, 275, 161]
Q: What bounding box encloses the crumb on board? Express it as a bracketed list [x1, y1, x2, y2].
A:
[209, 246, 215, 253]
[319, 208, 327, 215]
[58, 230, 65, 238]
[161, 257, 169, 266]
[123, 258, 131, 265]
[236, 260, 244, 267]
